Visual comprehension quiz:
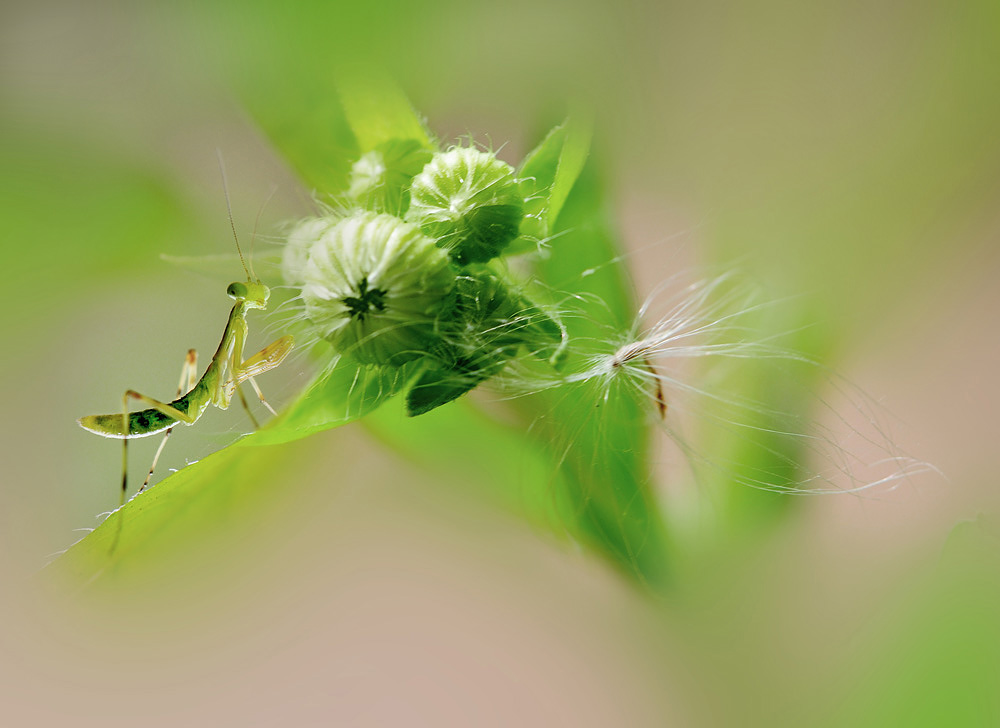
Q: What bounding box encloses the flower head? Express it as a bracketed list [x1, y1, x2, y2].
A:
[302, 212, 456, 364]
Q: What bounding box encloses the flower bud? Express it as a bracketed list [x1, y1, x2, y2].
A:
[407, 147, 524, 264]
[348, 138, 432, 215]
[405, 269, 566, 415]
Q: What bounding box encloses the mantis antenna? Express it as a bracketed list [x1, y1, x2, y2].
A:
[217, 149, 253, 281]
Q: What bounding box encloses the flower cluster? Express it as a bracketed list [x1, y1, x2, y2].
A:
[283, 144, 564, 415]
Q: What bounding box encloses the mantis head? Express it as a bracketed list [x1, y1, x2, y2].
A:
[227, 280, 270, 309]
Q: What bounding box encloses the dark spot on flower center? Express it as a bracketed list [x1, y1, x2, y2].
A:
[343, 276, 388, 321]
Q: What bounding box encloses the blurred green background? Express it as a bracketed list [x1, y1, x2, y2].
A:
[2, 0, 999, 725]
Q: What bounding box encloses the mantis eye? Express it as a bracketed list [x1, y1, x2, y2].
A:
[227, 282, 248, 300]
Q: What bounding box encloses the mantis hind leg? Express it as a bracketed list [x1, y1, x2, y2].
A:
[112, 350, 198, 553]
[136, 350, 199, 496]
[235, 384, 261, 429]
[118, 350, 201, 503]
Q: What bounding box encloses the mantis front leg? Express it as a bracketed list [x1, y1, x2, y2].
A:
[227, 335, 294, 414]
[245, 377, 278, 417]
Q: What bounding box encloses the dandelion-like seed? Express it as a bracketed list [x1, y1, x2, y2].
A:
[509, 271, 936, 498]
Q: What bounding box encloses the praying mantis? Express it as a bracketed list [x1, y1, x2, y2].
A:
[78, 207, 293, 518]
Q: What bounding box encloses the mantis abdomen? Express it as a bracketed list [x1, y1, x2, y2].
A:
[79, 409, 176, 439]
[78, 392, 205, 439]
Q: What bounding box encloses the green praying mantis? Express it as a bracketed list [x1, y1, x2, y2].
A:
[78, 195, 294, 520]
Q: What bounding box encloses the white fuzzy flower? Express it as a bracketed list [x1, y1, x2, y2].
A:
[302, 212, 456, 364]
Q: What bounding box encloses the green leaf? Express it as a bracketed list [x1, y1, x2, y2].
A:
[249, 354, 419, 446]
[362, 395, 568, 535]
[236, 72, 433, 199]
[519, 114, 593, 234]
[242, 85, 357, 198]
[405, 366, 496, 417]
[48, 433, 300, 589]
[337, 74, 432, 154]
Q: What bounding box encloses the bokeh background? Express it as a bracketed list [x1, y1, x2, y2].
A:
[2, 0, 999, 725]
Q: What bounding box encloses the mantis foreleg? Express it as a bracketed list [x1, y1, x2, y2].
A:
[237, 335, 294, 382]
[226, 335, 294, 409]
[245, 376, 278, 417]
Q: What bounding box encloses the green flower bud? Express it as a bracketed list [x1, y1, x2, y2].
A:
[406, 271, 513, 416]
[348, 138, 433, 215]
[302, 212, 456, 365]
[406, 147, 524, 265]
[405, 269, 566, 415]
